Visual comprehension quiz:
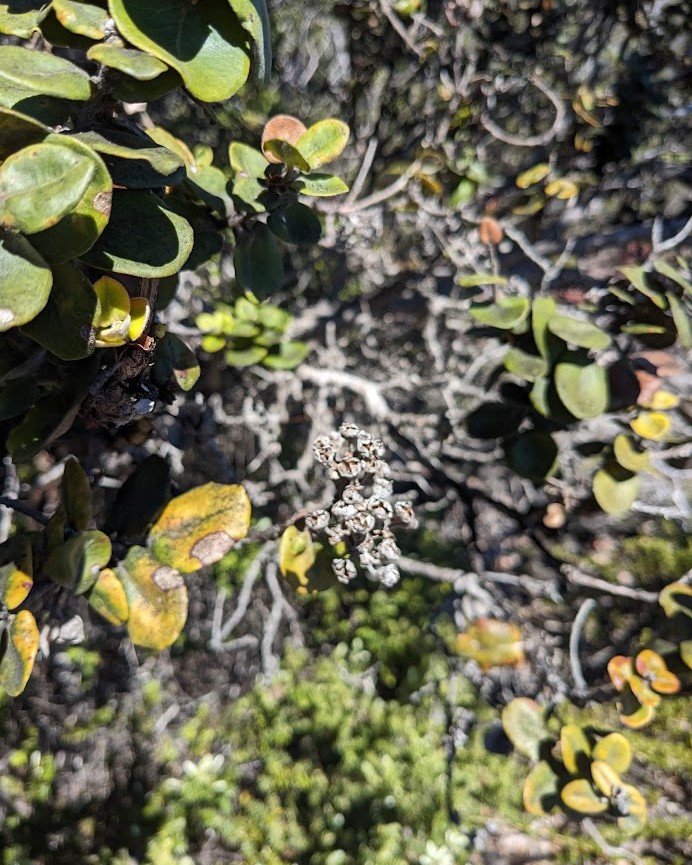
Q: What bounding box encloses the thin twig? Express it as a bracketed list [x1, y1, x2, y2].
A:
[562, 565, 659, 603]
[480, 75, 566, 148]
[398, 555, 561, 600]
[379, 0, 425, 58]
[327, 161, 421, 215]
[582, 818, 637, 862]
[0, 496, 50, 526]
[569, 597, 596, 695]
[346, 138, 378, 204]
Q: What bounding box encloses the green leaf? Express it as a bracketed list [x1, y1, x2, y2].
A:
[0, 141, 94, 235]
[547, 313, 611, 350]
[225, 345, 267, 366]
[87, 41, 169, 79]
[457, 273, 508, 287]
[616, 784, 648, 835]
[503, 431, 558, 481]
[296, 119, 350, 169]
[619, 266, 666, 309]
[29, 132, 112, 263]
[53, 0, 109, 39]
[72, 126, 186, 189]
[117, 545, 187, 650]
[0, 229, 52, 332]
[666, 291, 691, 348]
[263, 138, 311, 173]
[234, 223, 284, 298]
[162, 198, 223, 271]
[0, 1, 48, 38]
[229, 141, 269, 179]
[262, 340, 310, 369]
[470, 297, 530, 330]
[151, 332, 200, 392]
[61, 455, 92, 531]
[268, 202, 321, 245]
[106, 454, 171, 541]
[612, 434, 650, 473]
[504, 347, 548, 381]
[0, 610, 39, 696]
[652, 259, 692, 295]
[292, 173, 349, 197]
[148, 483, 251, 574]
[501, 697, 551, 760]
[108, 0, 251, 102]
[110, 66, 182, 104]
[7, 356, 96, 462]
[81, 189, 193, 277]
[229, 0, 272, 83]
[0, 44, 92, 106]
[187, 163, 231, 213]
[21, 262, 99, 359]
[0, 106, 50, 160]
[554, 357, 608, 419]
[593, 465, 640, 515]
[531, 296, 557, 359]
[46, 530, 112, 595]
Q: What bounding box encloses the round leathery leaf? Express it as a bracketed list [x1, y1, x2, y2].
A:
[72, 128, 185, 189]
[261, 114, 306, 164]
[501, 697, 551, 761]
[548, 312, 611, 350]
[268, 202, 322, 245]
[0, 44, 92, 106]
[0, 141, 95, 235]
[0, 106, 50, 160]
[0, 610, 39, 696]
[21, 262, 100, 360]
[0, 1, 48, 38]
[148, 482, 251, 574]
[613, 433, 650, 472]
[630, 411, 670, 441]
[455, 618, 524, 671]
[593, 465, 639, 515]
[46, 530, 112, 595]
[117, 545, 187, 650]
[87, 567, 128, 626]
[234, 222, 284, 298]
[81, 189, 193, 277]
[229, 0, 271, 83]
[29, 132, 112, 263]
[470, 297, 530, 330]
[0, 535, 33, 611]
[561, 779, 608, 815]
[0, 228, 52, 332]
[523, 761, 559, 815]
[554, 356, 608, 419]
[503, 430, 558, 480]
[108, 0, 251, 102]
[560, 724, 591, 775]
[295, 118, 350, 170]
[53, 0, 109, 39]
[592, 733, 631, 775]
[86, 42, 168, 80]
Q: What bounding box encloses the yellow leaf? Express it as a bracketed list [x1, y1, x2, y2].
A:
[640, 390, 679, 410]
[630, 411, 670, 441]
[0, 535, 33, 611]
[88, 567, 129, 626]
[0, 610, 39, 696]
[93, 276, 131, 328]
[148, 483, 251, 573]
[516, 163, 550, 189]
[128, 297, 151, 341]
[279, 526, 315, 588]
[545, 178, 579, 199]
[117, 546, 187, 650]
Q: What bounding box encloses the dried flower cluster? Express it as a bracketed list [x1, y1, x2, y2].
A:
[307, 424, 417, 587]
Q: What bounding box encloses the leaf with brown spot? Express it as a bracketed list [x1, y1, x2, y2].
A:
[148, 483, 250, 573]
[117, 545, 187, 650]
[0, 610, 39, 695]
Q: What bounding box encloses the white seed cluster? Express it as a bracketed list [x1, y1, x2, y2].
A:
[308, 424, 417, 588]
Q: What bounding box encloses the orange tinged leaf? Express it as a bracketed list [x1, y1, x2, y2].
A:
[261, 115, 306, 164]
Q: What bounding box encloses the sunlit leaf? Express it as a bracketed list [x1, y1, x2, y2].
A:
[148, 483, 251, 574]
[501, 697, 551, 760]
[87, 566, 129, 626]
[0, 610, 39, 695]
[455, 618, 524, 670]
